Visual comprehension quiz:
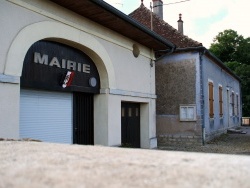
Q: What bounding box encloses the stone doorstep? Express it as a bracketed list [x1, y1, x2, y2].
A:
[227, 129, 247, 134]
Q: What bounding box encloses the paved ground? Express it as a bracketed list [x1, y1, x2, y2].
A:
[159, 126, 250, 155]
[1, 140, 250, 188]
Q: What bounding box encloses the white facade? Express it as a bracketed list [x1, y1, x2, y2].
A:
[0, 0, 158, 148]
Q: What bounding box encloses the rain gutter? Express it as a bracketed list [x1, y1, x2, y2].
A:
[175, 47, 241, 81]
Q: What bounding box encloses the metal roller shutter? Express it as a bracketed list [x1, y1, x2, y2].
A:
[20, 89, 72, 144]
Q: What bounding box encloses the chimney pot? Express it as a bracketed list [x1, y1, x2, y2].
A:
[153, 0, 163, 20]
[177, 13, 184, 34]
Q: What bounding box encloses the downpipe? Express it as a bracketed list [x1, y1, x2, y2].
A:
[199, 49, 206, 146]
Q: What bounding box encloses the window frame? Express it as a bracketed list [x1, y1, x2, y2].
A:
[231, 91, 235, 116]
[208, 81, 214, 118]
[236, 93, 239, 116]
[179, 104, 197, 122]
[219, 85, 223, 118]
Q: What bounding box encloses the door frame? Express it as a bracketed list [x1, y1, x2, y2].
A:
[73, 92, 94, 145]
[121, 102, 141, 148]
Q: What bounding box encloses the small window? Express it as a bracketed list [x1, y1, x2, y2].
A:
[180, 105, 196, 121]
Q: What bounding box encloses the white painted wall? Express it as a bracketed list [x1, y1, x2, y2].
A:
[0, 0, 157, 148]
[94, 94, 156, 148]
[0, 83, 20, 139]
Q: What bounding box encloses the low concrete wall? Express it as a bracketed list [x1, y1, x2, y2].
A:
[158, 134, 202, 146]
[1, 141, 250, 188]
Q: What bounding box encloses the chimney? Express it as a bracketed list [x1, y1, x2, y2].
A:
[153, 0, 163, 20]
[177, 13, 183, 34]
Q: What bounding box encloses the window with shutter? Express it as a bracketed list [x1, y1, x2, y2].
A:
[236, 94, 239, 116]
[219, 86, 223, 117]
[232, 92, 235, 116]
[209, 82, 214, 118]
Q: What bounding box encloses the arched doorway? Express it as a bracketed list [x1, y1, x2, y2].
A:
[20, 40, 100, 144]
[3, 21, 118, 145]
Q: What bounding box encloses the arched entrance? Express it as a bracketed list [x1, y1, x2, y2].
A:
[20, 40, 100, 144]
[4, 21, 115, 89]
[3, 21, 117, 144]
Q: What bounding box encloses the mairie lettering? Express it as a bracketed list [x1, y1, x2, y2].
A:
[34, 52, 90, 73]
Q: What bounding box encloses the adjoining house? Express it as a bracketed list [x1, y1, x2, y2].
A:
[130, 0, 242, 145]
[0, 0, 176, 148]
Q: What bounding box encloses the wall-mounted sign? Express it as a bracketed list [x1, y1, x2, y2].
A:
[33, 52, 91, 73]
[21, 40, 100, 93]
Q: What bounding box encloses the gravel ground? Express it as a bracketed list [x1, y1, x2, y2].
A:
[159, 126, 250, 155]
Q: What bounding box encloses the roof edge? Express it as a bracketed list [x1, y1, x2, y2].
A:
[162, 47, 241, 82]
[90, 0, 175, 49]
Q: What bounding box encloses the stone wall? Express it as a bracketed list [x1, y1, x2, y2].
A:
[156, 58, 196, 115]
[158, 135, 203, 146]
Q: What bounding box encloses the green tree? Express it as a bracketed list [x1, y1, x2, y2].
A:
[209, 29, 250, 116]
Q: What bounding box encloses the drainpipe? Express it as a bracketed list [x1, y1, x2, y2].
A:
[199, 49, 206, 145]
[240, 82, 243, 125]
[155, 47, 175, 62]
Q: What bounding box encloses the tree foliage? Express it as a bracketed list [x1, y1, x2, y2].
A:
[209, 29, 250, 116]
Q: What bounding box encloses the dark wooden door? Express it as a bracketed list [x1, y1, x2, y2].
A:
[73, 92, 94, 145]
[121, 102, 140, 148]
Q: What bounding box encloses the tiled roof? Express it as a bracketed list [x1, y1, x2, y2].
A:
[129, 3, 202, 48]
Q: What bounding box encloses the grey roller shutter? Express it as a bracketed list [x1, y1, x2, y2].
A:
[20, 89, 72, 144]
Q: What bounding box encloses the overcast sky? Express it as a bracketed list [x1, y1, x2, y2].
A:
[104, 0, 250, 48]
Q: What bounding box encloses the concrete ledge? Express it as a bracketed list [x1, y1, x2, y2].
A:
[0, 74, 20, 84]
[100, 88, 157, 99]
[1, 141, 250, 188]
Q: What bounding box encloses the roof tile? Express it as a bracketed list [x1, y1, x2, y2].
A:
[129, 4, 202, 48]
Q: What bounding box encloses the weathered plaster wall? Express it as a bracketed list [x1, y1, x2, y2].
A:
[156, 53, 197, 114]
[156, 52, 202, 146]
[202, 55, 241, 141]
